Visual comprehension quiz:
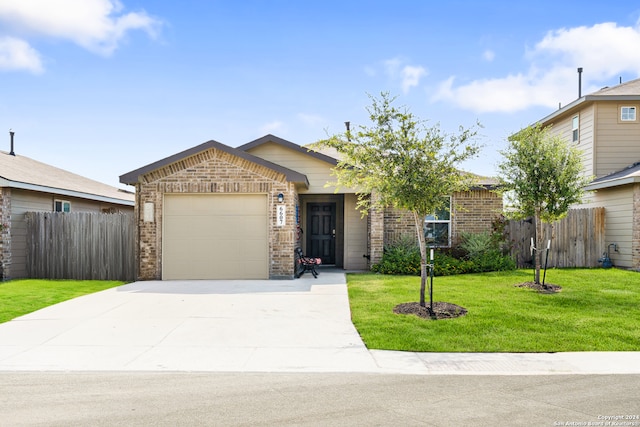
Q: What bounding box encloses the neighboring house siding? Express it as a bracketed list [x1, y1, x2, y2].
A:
[7, 189, 133, 278]
[548, 105, 595, 177]
[594, 102, 640, 178]
[245, 142, 344, 194]
[581, 185, 635, 268]
[634, 183, 640, 269]
[579, 104, 596, 177]
[344, 193, 368, 270]
[7, 189, 52, 278]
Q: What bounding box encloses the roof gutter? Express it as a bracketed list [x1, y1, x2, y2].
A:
[0, 177, 135, 206]
[585, 176, 640, 191]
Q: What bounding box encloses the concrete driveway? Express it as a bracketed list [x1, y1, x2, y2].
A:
[1, 270, 639, 374]
[0, 271, 379, 372]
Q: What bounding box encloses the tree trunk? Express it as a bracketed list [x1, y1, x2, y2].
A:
[413, 211, 428, 307]
[534, 208, 542, 284]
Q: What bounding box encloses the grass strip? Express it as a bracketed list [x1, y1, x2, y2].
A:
[347, 269, 640, 352]
[0, 279, 125, 323]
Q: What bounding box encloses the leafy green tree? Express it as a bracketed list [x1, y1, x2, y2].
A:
[315, 93, 481, 308]
[498, 124, 591, 285]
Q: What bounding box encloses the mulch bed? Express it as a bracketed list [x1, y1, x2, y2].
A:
[516, 281, 562, 293]
[394, 301, 468, 320]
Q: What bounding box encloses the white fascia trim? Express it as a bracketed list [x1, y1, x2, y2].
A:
[0, 178, 135, 206]
[585, 176, 640, 191]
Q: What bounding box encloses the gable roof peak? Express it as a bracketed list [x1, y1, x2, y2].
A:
[119, 139, 309, 187]
[238, 134, 338, 165]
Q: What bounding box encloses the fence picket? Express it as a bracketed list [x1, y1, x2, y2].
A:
[25, 212, 135, 281]
[504, 207, 605, 268]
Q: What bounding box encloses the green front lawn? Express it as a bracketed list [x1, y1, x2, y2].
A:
[0, 279, 125, 323]
[347, 269, 640, 352]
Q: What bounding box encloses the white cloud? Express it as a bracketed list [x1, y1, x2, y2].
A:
[433, 21, 640, 113]
[401, 65, 427, 94]
[363, 65, 376, 77]
[383, 57, 428, 94]
[260, 121, 284, 134]
[483, 49, 495, 62]
[0, 36, 43, 73]
[297, 113, 325, 126]
[0, 0, 161, 72]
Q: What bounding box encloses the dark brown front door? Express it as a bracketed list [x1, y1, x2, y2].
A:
[307, 203, 336, 264]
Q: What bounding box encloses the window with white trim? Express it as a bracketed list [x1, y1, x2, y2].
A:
[572, 115, 579, 142]
[424, 196, 451, 247]
[621, 106, 636, 121]
[54, 200, 71, 212]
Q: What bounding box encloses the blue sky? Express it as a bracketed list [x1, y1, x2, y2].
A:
[2, 1, 640, 189]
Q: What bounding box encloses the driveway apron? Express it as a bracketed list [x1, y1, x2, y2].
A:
[0, 271, 379, 372]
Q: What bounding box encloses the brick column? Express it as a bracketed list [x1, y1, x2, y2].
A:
[0, 188, 11, 280]
[368, 192, 384, 267]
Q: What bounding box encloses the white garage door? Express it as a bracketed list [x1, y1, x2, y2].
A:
[163, 194, 268, 279]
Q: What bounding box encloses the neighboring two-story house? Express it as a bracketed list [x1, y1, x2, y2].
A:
[537, 78, 640, 269]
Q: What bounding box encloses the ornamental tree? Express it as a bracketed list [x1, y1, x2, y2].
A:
[497, 123, 591, 285]
[315, 93, 481, 308]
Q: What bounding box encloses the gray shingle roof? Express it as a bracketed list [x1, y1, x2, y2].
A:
[0, 150, 134, 205]
[590, 78, 640, 96]
[119, 139, 309, 187]
[586, 162, 640, 190]
[539, 77, 640, 126]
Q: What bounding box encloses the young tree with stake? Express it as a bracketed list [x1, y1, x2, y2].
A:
[315, 93, 481, 308]
[498, 124, 591, 286]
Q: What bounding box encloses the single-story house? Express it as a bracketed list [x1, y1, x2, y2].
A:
[120, 135, 501, 280]
[1, 146, 135, 280]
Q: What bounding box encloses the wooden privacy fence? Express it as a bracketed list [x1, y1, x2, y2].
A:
[504, 207, 605, 268]
[25, 212, 135, 281]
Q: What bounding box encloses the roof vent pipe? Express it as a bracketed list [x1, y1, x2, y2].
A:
[9, 129, 15, 156]
[344, 121, 351, 141]
[577, 67, 583, 98]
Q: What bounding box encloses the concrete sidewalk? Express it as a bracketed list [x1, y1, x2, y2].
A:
[0, 271, 638, 374]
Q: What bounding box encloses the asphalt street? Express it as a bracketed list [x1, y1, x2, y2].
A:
[1, 372, 639, 426]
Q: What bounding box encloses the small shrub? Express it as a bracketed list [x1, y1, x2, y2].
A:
[457, 229, 517, 274]
[372, 230, 516, 276]
[459, 231, 492, 259]
[471, 249, 516, 272]
[371, 236, 421, 275]
[432, 252, 474, 276]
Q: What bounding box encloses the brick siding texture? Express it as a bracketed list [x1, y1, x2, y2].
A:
[383, 189, 503, 248]
[0, 187, 10, 280]
[135, 148, 297, 280]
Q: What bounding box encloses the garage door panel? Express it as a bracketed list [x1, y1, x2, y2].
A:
[238, 216, 268, 238]
[163, 194, 268, 280]
[243, 244, 267, 262]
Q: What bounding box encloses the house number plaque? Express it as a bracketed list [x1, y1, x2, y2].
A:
[277, 205, 286, 226]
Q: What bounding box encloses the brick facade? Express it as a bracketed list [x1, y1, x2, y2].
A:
[382, 189, 503, 248]
[368, 192, 384, 266]
[452, 189, 504, 242]
[0, 187, 10, 280]
[132, 145, 504, 278]
[134, 148, 297, 280]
